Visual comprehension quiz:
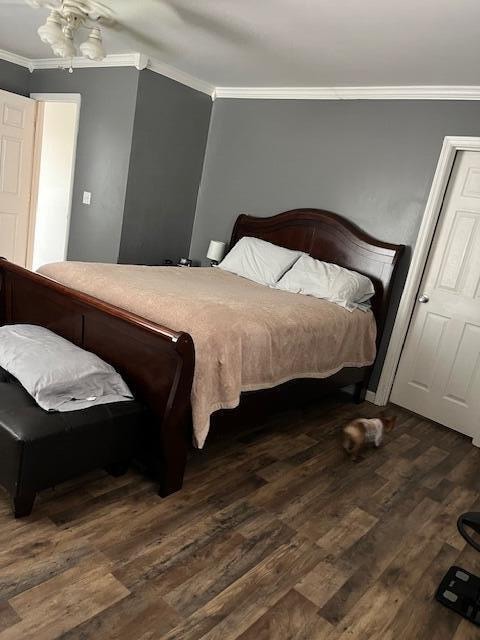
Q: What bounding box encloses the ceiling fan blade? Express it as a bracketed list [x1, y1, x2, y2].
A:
[104, 1, 253, 52]
[171, 4, 255, 46]
[0, 0, 60, 8]
[111, 0, 181, 25]
[106, 21, 175, 54]
[24, 0, 59, 8]
[0, 0, 42, 5]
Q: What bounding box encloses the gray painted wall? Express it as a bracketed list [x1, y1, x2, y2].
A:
[118, 69, 212, 265]
[2, 62, 212, 266]
[190, 99, 480, 389]
[0, 59, 30, 96]
[29, 67, 139, 263]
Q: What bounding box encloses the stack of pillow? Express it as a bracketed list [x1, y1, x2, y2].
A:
[217, 236, 375, 312]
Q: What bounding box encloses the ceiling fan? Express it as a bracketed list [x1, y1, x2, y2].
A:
[23, 0, 116, 61]
[11, 0, 254, 68]
[21, 0, 181, 63]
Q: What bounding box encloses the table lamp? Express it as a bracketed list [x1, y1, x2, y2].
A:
[207, 240, 226, 266]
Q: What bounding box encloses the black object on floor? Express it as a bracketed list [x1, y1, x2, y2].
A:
[458, 512, 480, 553]
[436, 566, 480, 626]
[435, 512, 480, 625]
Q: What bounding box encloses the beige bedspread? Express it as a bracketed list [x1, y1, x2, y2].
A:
[38, 263, 377, 447]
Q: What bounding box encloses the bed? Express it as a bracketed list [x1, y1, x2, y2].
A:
[0, 208, 404, 496]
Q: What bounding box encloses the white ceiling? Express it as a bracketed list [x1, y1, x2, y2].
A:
[1, 0, 480, 87]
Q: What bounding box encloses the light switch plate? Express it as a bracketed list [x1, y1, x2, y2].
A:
[82, 191, 91, 205]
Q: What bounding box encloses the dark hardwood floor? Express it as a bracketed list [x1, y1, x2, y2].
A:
[0, 394, 479, 639]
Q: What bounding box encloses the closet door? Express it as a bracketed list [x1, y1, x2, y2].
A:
[0, 89, 36, 266]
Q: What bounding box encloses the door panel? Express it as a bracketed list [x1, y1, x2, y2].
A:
[3, 102, 25, 128]
[442, 322, 480, 405]
[0, 89, 36, 266]
[1, 136, 22, 193]
[0, 212, 17, 259]
[436, 211, 478, 292]
[462, 167, 480, 198]
[410, 312, 448, 391]
[391, 150, 480, 442]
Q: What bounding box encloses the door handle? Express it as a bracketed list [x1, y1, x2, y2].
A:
[418, 294, 429, 303]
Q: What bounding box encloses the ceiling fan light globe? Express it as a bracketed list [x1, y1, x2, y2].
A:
[79, 27, 105, 61]
[79, 39, 105, 61]
[31, 4, 109, 61]
[37, 11, 64, 45]
[51, 35, 76, 58]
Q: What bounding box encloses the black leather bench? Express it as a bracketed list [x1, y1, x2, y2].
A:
[0, 367, 146, 518]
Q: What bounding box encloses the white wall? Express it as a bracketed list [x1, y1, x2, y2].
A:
[31, 101, 78, 270]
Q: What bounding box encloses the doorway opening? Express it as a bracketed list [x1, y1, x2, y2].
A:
[28, 93, 80, 271]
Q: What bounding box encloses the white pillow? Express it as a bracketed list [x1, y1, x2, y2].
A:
[218, 236, 304, 286]
[0, 324, 133, 411]
[276, 255, 375, 311]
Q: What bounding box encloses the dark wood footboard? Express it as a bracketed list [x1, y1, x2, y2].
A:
[0, 259, 195, 497]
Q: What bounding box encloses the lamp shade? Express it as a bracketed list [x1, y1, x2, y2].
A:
[37, 10, 64, 46]
[52, 34, 76, 58]
[207, 240, 226, 263]
[79, 27, 106, 62]
[51, 23, 76, 58]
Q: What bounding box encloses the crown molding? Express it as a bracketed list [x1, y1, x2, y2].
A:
[0, 48, 34, 72]
[0, 48, 214, 97]
[146, 58, 215, 97]
[214, 85, 480, 100]
[2, 47, 480, 102]
[31, 52, 144, 70]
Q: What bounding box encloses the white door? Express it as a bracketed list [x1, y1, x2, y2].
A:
[391, 150, 480, 444]
[0, 89, 36, 266]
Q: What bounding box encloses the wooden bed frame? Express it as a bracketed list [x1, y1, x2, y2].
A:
[0, 208, 403, 496]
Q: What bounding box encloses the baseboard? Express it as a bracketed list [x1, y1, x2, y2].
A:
[365, 390, 377, 404]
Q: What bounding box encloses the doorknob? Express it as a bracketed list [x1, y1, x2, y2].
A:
[418, 294, 429, 303]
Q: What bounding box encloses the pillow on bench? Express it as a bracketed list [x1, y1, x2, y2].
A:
[0, 324, 133, 412]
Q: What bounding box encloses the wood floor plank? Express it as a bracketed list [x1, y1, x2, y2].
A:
[0, 530, 103, 601]
[297, 472, 385, 542]
[376, 542, 461, 640]
[112, 500, 262, 592]
[452, 619, 480, 640]
[255, 459, 295, 482]
[330, 524, 454, 639]
[162, 535, 324, 640]
[319, 489, 442, 624]
[0, 393, 478, 639]
[3, 561, 129, 640]
[58, 584, 182, 640]
[295, 559, 353, 608]
[316, 507, 378, 556]
[236, 589, 333, 640]
[0, 603, 20, 634]
[164, 520, 294, 617]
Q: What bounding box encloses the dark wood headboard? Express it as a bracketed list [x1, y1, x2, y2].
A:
[231, 208, 404, 338]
